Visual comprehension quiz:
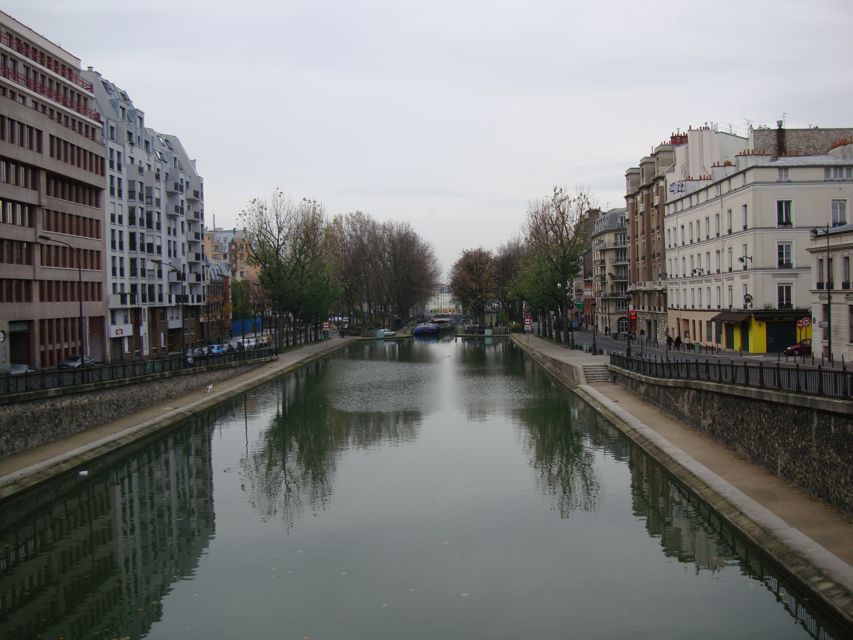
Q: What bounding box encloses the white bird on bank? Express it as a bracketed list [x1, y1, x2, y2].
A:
[207, 384, 213, 394]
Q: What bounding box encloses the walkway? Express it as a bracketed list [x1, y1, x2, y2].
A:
[0, 335, 355, 499]
[515, 333, 853, 622]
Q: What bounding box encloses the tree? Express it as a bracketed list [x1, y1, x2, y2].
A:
[230, 278, 252, 338]
[525, 187, 593, 345]
[493, 237, 526, 324]
[450, 248, 495, 324]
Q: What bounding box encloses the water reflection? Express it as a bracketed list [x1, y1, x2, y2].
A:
[239, 357, 423, 528]
[0, 417, 216, 640]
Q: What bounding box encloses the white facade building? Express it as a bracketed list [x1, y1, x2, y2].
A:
[86, 69, 205, 358]
[665, 141, 853, 353]
[807, 221, 853, 362]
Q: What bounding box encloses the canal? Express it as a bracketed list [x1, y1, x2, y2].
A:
[0, 339, 845, 639]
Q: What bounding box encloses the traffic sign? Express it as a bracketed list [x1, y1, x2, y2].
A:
[801, 317, 811, 327]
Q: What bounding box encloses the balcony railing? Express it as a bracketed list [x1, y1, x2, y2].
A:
[0, 32, 94, 92]
[0, 66, 101, 121]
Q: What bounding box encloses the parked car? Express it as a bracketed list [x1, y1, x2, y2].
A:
[783, 339, 811, 356]
[208, 344, 226, 355]
[59, 354, 95, 369]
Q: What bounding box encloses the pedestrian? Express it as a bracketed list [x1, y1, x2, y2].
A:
[639, 328, 645, 345]
[674, 335, 682, 351]
[666, 334, 673, 350]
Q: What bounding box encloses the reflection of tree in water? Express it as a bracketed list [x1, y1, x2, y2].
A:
[515, 389, 600, 517]
[240, 361, 421, 528]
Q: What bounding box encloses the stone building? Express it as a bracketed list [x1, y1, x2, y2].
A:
[591, 208, 629, 336]
[85, 68, 206, 359]
[0, 11, 107, 371]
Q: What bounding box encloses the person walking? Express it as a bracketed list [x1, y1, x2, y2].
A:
[666, 334, 673, 350]
[674, 335, 682, 351]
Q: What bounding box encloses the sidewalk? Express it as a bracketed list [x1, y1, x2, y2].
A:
[0, 335, 355, 500]
[514, 333, 853, 621]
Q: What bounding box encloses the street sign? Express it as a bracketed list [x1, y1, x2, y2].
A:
[322, 321, 330, 329]
[801, 317, 811, 327]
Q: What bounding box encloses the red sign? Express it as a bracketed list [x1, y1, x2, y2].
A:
[801, 317, 811, 327]
[322, 321, 330, 329]
[628, 310, 637, 320]
[524, 317, 532, 326]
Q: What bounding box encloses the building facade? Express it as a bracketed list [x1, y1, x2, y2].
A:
[665, 138, 853, 352]
[591, 208, 629, 336]
[807, 220, 853, 362]
[85, 68, 206, 359]
[0, 12, 107, 372]
[625, 125, 749, 345]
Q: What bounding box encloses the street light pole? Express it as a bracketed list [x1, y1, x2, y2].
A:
[591, 300, 597, 355]
[39, 234, 85, 358]
[825, 224, 832, 362]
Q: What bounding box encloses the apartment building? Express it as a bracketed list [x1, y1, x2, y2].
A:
[0, 12, 107, 372]
[625, 125, 748, 344]
[204, 227, 234, 266]
[85, 68, 206, 359]
[665, 133, 853, 352]
[591, 208, 629, 336]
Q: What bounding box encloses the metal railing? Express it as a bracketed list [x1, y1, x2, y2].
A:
[610, 352, 852, 400]
[0, 347, 276, 397]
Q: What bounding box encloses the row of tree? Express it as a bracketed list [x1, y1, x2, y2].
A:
[449, 187, 594, 345]
[236, 190, 440, 345]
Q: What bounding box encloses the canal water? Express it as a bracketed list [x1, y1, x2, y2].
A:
[0, 339, 845, 639]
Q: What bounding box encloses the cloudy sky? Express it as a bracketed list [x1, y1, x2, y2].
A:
[7, 0, 853, 274]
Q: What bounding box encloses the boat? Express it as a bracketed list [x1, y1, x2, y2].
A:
[413, 322, 438, 336]
[431, 314, 455, 333]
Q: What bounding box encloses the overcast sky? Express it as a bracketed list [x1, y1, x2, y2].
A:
[8, 0, 853, 275]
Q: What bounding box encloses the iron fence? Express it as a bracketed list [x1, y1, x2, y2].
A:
[610, 352, 852, 400]
[0, 347, 277, 397]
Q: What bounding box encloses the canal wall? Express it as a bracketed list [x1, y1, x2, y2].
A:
[0, 363, 263, 460]
[609, 367, 853, 515]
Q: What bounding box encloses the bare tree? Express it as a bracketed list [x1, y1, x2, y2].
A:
[450, 248, 495, 325]
[525, 187, 594, 346]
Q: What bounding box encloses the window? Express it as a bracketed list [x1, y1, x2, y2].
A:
[680, 225, 685, 244]
[726, 209, 732, 233]
[727, 285, 733, 307]
[778, 168, 789, 181]
[777, 284, 792, 309]
[705, 217, 710, 239]
[715, 250, 720, 272]
[727, 247, 733, 271]
[832, 199, 847, 226]
[818, 258, 825, 288]
[777, 242, 793, 268]
[776, 200, 792, 226]
[741, 204, 748, 230]
[715, 286, 721, 308]
[844, 257, 850, 287]
[743, 284, 750, 308]
[715, 213, 720, 236]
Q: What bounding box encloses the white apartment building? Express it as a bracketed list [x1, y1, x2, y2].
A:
[665, 140, 853, 353]
[85, 69, 205, 359]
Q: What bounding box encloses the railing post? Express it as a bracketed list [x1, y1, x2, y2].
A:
[817, 364, 823, 396]
[758, 362, 764, 388]
[743, 361, 749, 386]
[796, 364, 801, 392]
[776, 361, 781, 391]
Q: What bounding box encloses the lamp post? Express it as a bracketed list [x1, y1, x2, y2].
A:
[39, 234, 85, 358]
[737, 255, 753, 270]
[153, 259, 185, 359]
[591, 299, 597, 355]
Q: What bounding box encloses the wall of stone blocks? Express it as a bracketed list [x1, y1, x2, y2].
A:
[611, 371, 853, 514]
[0, 365, 257, 460]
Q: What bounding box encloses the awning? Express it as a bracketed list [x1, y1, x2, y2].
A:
[710, 311, 751, 323]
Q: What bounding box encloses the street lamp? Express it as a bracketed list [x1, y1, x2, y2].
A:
[39, 234, 85, 358]
[591, 299, 597, 355]
[152, 259, 185, 359]
[737, 255, 753, 270]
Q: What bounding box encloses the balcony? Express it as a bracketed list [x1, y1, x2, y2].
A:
[0, 66, 101, 122]
[777, 261, 793, 269]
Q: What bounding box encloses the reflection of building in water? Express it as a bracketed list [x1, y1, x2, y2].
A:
[0, 418, 215, 639]
[629, 449, 731, 571]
